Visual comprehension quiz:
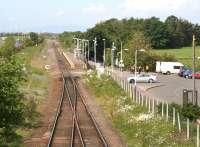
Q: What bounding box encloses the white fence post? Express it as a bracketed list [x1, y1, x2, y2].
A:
[129, 85, 132, 98]
[166, 103, 169, 121]
[161, 101, 164, 117]
[187, 118, 190, 140]
[131, 87, 134, 101]
[148, 97, 151, 113]
[197, 124, 199, 147]
[145, 96, 148, 108]
[173, 108, 175, 126]
[152, 98, 155, 114]
[139, 92, 141, 105]
[142, 95, 144, 106]
[177, 112, 181, 133]
[156, 99, 159, 114]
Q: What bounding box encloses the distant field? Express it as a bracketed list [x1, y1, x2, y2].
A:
[152, 46, 200, 69]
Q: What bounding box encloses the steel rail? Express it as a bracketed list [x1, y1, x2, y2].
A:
[64, 78, 85, 147]
[47, 73, 65, 147]
[73, 80, 109, 147]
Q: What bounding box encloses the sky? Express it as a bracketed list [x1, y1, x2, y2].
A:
[0, 0, 200, 33]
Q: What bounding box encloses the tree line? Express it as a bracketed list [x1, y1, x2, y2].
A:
[59, 15, 199, 70]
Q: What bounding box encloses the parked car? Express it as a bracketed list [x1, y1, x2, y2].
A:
[156, 61, 184, 74]
[189, 73, 200, 79]
[182, 69, 192, 78]
[178, 67, 188, 77]
[127, 74, 157, 83]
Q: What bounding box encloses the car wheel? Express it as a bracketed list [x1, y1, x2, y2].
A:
[166, 71, 171, 75]
[130, 79, 135, 83]
[148, 79, 153, 83]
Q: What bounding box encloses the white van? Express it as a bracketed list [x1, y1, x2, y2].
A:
[156, 61, 184, 74]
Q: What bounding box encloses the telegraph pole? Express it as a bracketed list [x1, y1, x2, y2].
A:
[111, 42, 116, 72]
[192, 35, 196, 104]
[103, 39, 106, 67]
[87, 40, 90, 61]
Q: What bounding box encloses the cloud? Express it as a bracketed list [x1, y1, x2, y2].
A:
[55, 11, 65, 17]
[121, 0, 189, 11]
[119, 0, 191, 18]
[83, 3, 106, 13]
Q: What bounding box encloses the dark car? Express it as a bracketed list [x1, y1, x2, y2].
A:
[178, 67, 187, 77]
[182, 69, 192, 78]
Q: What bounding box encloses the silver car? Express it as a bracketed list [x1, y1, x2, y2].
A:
[127, 74, 157, 83]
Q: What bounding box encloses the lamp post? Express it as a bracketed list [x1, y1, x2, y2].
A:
[111, 42, 116, 72]
[119, 41, 128, 71]
[134, 49, 145, 97]
[84, 41, 87, 59]
[87, 40, 90, 61]
[93, 37, 97, 63]
[103, 38, 106, 67]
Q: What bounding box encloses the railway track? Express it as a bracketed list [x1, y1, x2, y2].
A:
[47, 44, 108, 147]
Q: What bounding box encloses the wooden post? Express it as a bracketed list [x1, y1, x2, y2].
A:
[136, 90, 138, 104]
[139, 93, 141, 105]
[148, 97, 151, 113]
[145, 96, 148, 108]
[161, 101, 164, 117]
[142, 95, 144, 106]
[177, 112, 181, 133]
[197, 124, 199, 147]
[156, 99, 159, 114]
[187, 118, 189, 140]
[166, 103, 169, 121]
[173, 108, 175, 126]
[152, 98, 155, 114]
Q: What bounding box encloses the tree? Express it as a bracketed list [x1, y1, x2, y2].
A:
[29, 32, 39, 45]
[144, 17, 170, 48]
[0, 37, 16, 58]
[123, 31, 152, 69]
[0, 57, 26, 135]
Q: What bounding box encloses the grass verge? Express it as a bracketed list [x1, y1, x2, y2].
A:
[152, 46, 200, 69]
[84, 71, 195, 146]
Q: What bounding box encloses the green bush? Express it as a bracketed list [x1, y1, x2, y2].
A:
[182, 103, 200, 120]
[157, 102, 200, 121]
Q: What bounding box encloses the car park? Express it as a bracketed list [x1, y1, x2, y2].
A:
[127, 74, 157, 83]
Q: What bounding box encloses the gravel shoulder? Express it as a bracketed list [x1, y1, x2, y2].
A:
[23, 41, 62, 147]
